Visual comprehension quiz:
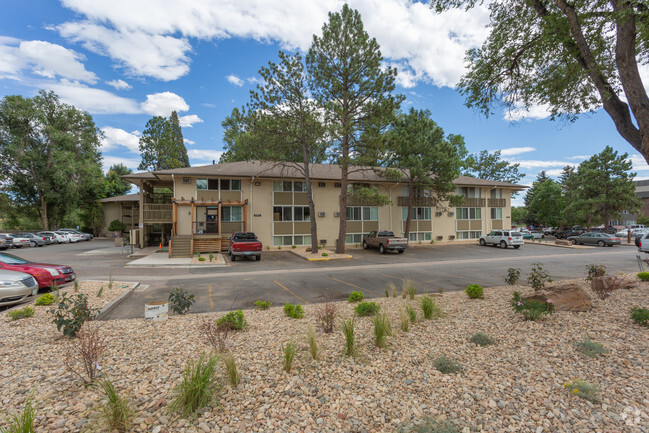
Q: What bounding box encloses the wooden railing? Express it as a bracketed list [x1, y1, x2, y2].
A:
[488, 198, 507, 207]
[461, 197, 486, 207]
[397, 196, 435, 207]
[143, 204, 172, 221]
[347, 196, 386, 206]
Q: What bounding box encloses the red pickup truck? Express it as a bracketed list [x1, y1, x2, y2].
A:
[228, 232, 262, 261]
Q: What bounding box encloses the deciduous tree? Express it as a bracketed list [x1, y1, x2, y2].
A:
[104, 163, 133, 197]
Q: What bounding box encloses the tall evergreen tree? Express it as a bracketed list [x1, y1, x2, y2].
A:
[307, 4, 403, 253]
[170, 111, 190, 167]
[138, 114, 190, 171]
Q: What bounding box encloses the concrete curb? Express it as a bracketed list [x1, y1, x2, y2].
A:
[288, 250, 353, 261]
[524, 241, 594, 249]
[96, 282, 140, 320]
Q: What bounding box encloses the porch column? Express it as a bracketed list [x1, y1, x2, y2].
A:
[218, 201, 222, 235]
[243, 200, 248, 231]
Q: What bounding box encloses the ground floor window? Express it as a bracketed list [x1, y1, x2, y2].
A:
[490, 208, 502, 219]
[456, 231, 481, 239]
[273, 235, 311, 246]
[345, 233, 363, 244]
[408, 232, 432, 242]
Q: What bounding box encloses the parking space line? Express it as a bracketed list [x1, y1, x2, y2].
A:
[208, 284, 214, 310]
[381, 274, 403, 281]
[330, 277, 364, 290]
[273, 281, 310, 304]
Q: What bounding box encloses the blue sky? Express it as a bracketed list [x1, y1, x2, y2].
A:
[1, 0, 647, 206]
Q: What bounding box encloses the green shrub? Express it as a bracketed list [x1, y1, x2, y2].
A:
[573, 336, 608, 357]
[281, 342, 297, 372]
[283, 303, 305, 319]
[291, 245, 297, 249]
[470, 332, 495, 346]
[406, 305, 417, 323]
[465, 284, 484, 299]
[399, 309, 410, 332]
[0, 392, 36, 433]
[168, 287, 195, 315]
[637, 271, 649, 281]
[198, 257, 206, 262]
[216, 310, 247, 330]
[254, 300, 272, 310]
[7, 306, 34, 321]
[585, 264, 606, 281]
[107, 219, 126, 233]
[404, 279, 417, 300]
[169, 353, 221, 419]
[35, 293, 56, 306]
[511, 292, 554, 321]
[341, 318, 358, 357]
[433, 356, 464, 374]
[208, 253, 214, 262]
[372, 313, 392, 348]
[49, 292, 99, 337]
[527, 263, 551, 291]
[564, 379, 600, 403]
[395, 417, 460, 433]
[354, 301, 380, 317]
[222, 353, 240, 388]
[631, 307, 649, 327]
[421, 296, 441, 319]
[97, 380, 134, 433]
[347, 291, 364, 303]
[321, 252, 328, 257]
[505, 267, 521, 285]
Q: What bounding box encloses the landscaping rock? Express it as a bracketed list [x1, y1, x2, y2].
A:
[523, 283, 592, 311]
[555, 239, 571, 246]
[591, 275, 636, 293]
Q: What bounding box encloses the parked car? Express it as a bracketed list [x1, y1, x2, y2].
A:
[479, 230, 524, 249]
[0, 234, 14, 250]
[59, 228, 92, 240]
[362, 231, 408, 254]
[542, 227, 555, 236]
[0, 252, 75, 288]
[5, 233, 31, 248]
[38, 231, 69, 244]
[638, 232, 649, 253]
[615, 228, 646, 238]
[567, 233, 621, 247]
[228, 232, 263, 261]
[523, 231, 544, 240]
[555, 228, 581, 239]
[14, 233, 48, 247]
[0, 269, 39, 307]
[54, 231, 73, 243]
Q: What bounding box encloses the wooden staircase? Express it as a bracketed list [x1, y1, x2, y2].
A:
[170, 235, 192, 258]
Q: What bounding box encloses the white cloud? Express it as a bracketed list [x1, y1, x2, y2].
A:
[507, 159, 577, 169]
[504, 103, 553, 121]
[0, 37, 26, 79]
[179, 114, 203, 127]
[57, 0, 489, 87]
[140, 91, 189, 116]
[544, 169, 565, 176]
[46, 79, 142, 114]
[629, 154, 649, 172]
[498, 147, 536, 156]
[184, 138, 195, 145]
[19, 40, 97, 83]
[226, 74, 244, 87]
[106, 79, 132, 90]
[188, 149, 224, 163]
[101, 126, 140, 152]
[101, 155, 141, 172]
[568, 155, 590, 160]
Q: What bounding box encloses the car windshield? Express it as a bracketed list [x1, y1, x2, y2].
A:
[0, 253, 31, 265]
[234, 233, 256, 240]
[511, 232, 522, 237]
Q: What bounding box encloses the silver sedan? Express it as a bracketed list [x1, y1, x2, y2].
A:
[0, 269, 39, 307]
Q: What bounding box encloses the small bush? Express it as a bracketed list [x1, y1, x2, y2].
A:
[208, 253, 214, 262]
[35, 293, 56, 306]
[199, 319, 230, 353]
[585, 264, 606, 281]
[372, 313, 392, 348]
[564, 379, 600, 403]
[347, 291, 364, 303]
[168, 287, 195, 315]
[399, 309, 410, 332]
[222, 353, 240, 388]
[638, 271, 649, 281]
[465, 284, 484, 299]
[505, 267, 521, 285]
[511, 292, 554, 321]
[573, 336, 608, 357]
[384, 287, 390, 297]
[406, 305, 417, 323]
[169, 353, 220, 419]
[281, 342, 297, 372]
[631, 307, 649, 327]
[306, 325, 319, 361]
[321, 252, 328, 257]
[49, 292, 99, 337]
[404, 279, 417, 300]
[283, 303, 305, 319]
[387, 282, 398, 298]
[355, 301, 380, 317]
[395, 417, 460, 433]
[198, 257, 206, 262]
[0, 392, 36, 433]
[107, 219, 126, 233]
[291, 245, 296, 249]
[97, 380, 134, 433]
[65, 322, 106, 384]
[315, 294, 338, 333]
[341, 318, 358, 357]
[470, 332, 495, 346]
[216, 310, 247, 330]
[254, 300, 272, 310]
[433, 356, 464, 374]
[527, 263, 551, 291]
[421, 296, 441, 319]
[7, 306, 34, 321]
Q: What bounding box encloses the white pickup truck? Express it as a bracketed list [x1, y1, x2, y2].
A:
[362, 231, 408, 254]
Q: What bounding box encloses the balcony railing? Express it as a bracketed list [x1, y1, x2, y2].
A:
[347, 195, 386, 206]
[143, 204, 172, 221]
[488, 198, 507, 207]
[397, 196, 435, 207]
[462, 197, 486, 207]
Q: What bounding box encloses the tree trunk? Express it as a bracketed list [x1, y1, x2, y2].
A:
[337, 163, 349, 254]
[405, 181, 414, 240]
[39, 192, 48, 230]
[302, 158, 319, 255]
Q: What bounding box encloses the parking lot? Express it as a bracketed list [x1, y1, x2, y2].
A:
[6, 239, 644, 319]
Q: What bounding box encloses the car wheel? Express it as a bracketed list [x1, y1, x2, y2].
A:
[38, 243, 43, 247]
[597, 240, 605, 247]
[231, 254, 236, 261]
[541, 235, 544, 239]
[30, 241, 36, 247]
[362, 241, 368, 249]
[398, 249, 404, 254]
[379, 244, 386, 254]
[256, 255, 261, 261]
[571, 239, 577, 245]
[479, 238, 486, 246]
[513, 245, 520, 249]
[500, 241, 507, 249]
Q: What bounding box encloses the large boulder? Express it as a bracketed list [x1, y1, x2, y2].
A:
[555, 239, 571, 246]
[523, 283, 592, 312]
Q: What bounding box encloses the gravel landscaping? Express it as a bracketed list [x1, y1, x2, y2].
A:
[1, 276, 648, 432]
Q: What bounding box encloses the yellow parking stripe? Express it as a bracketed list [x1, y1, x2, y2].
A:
[331, 277, 364, 290]
[273, 281, 309, 304]
[208, 285, 214, 310]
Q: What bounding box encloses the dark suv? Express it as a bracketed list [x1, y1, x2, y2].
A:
[555, 228, 581, 239]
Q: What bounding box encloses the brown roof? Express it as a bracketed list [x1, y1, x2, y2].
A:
[126, 161, 526, 189]
[100, 193, 139, 203]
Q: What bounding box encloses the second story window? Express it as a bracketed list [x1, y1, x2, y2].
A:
[196, 179, 240, 190]
[457, 187, 481, 198]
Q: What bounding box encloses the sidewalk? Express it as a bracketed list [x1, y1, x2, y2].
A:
[126, 251, 227, 268]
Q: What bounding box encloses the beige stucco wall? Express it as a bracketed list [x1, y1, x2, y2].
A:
[102, 203, 121, 235]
